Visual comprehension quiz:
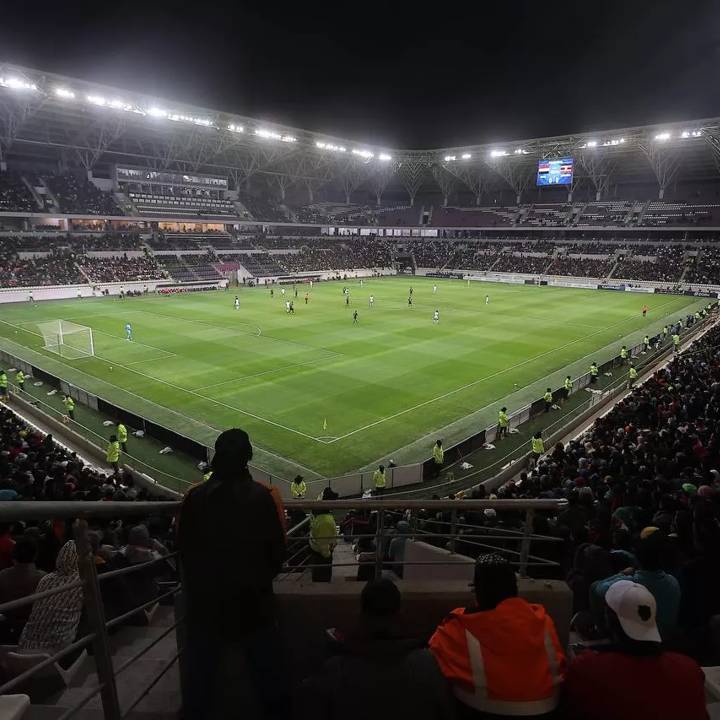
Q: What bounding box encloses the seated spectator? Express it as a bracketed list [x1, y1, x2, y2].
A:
[562, 580, 707, 720]
[0, 537, 46, 642]
[18, 541, 82, 655]
[678, 501, 720, 663]
[297, 578, 455, 720]
[590, 530, 680, 641]
[430, 554, 565, 718]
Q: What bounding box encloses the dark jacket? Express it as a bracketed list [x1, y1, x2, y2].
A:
[178, 469, 286, 638]
[298, 624, 455, 720]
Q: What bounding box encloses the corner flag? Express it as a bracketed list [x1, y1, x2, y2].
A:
[323, 418, 327, 431]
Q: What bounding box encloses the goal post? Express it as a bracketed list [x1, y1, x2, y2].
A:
[38, 320, 95, 359]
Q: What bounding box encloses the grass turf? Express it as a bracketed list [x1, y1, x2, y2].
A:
[0, 277, 705, 478]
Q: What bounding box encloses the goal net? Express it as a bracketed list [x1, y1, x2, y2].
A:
[38, 320, 95, 359]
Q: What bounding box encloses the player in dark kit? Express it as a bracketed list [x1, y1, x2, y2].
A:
[353, 310, 358, 324]
[345, 295, 350, 307]
[408, 296, 413, 307]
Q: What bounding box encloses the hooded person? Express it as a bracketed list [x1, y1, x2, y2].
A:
[297, 579, 455, 720]
[178, 428, 288, 719]
[429, 554, 565, 717]
[18, 540, 82, 655]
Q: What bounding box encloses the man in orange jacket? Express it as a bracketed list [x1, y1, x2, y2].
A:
[429, 554, 566, 717]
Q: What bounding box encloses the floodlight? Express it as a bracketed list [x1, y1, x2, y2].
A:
[352, 149, 374, 158]
[490, 149, 507, 157]
[654, 132, 671, 141]
[148, 107, 168, 118]
[586, 140, 598, 147]
[87, 95, 107, 107]
[228, 123, 244, 133]
[692, 130, 702, 137]
[256, 129, 280, 139]
[0, 77, 37, 91]
[54, 87, 75, 99]
[281, 135, 296, 143]
[461, 153, 472, 159]
[317, 142, 347, 152]
[379, 153, 392, 161]
[444, 155, 456, 162]
[514, 148, 528, 155]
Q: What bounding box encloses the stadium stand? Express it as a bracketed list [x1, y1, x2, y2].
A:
[0, 251, 84, 287]
[0, 172, 36, 212]
[44, 174, 120, 216]
[76, 255, 166, 283]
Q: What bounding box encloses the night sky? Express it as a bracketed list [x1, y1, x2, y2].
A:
[2, 0, 720, 149]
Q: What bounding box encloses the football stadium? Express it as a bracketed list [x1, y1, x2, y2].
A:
[1, 11, 720, 717]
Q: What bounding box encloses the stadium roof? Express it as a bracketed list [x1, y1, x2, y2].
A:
[3, 62, 720, 203]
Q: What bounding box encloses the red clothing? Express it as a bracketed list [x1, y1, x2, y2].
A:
[563, 649, 708, 720]
[0, 534, 15, 570]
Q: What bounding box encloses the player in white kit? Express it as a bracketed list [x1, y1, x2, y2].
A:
[433, 309, 439, 324]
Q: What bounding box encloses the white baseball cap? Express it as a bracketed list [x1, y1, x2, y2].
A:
[605, 580, 661, 643]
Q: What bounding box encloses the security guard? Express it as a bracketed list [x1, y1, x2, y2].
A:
[432, 440, 444, 478]
[672, 333, 681, 353]
[620, 345, 628, 365]
[531, 431, 545, 464]
[0, 370, 7, 400]
[63, 394, 75, 420]
[106, 434, 120, 473]
[373, 464, 386, 494]
[562, 375, 572, 404]
[589, 361, 599, 384]
[117, 421, 128, 452]
[15, 370, 25, 394]
[628, 364, 639, 388]
[643, 335, 650, 353]
[497, 407, 509, 439]
[291, 475, 307, 499]
[543, 388, 553, 413]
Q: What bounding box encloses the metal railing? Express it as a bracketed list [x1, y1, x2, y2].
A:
[0, 498, 565, 717]
[281, 498, 566, 580]
[0, 502, 178, 720]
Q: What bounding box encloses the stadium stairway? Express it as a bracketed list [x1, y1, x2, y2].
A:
[23, 607, 180, 720]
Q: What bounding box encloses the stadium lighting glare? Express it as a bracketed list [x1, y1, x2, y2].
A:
[54, 87, 75, 100]
[444, 155, 456, 162]
[228, 123, 244, 133]
[586, 140, 598, 148]
[602, 137, 625, 146]
[0, 77, 37, 91]
[681, 130, 702, 139]
[654, 132, 671, 141]
[256, 129, 281, 139]
[352, 149, 374, 159]
[316, 141, 347, 152]
[378, 153, 393, 161]
[513, 148, 528, 155]
[490, 149, 508, 158]
[167, 113, 213, 127]
[281, 135, 296, 143]
[148, 107, 168, 118]
[87, 94, 107, 107]
[461, 153, 472, 159]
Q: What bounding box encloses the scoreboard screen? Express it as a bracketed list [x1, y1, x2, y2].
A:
[537, 157, 574, 186]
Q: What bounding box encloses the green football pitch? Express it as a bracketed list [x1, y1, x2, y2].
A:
[0, 277, 705, 478]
